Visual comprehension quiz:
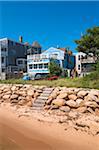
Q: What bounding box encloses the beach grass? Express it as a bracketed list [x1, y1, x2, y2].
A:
[0, 75, 99, 89]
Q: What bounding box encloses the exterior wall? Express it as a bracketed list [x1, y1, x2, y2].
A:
[75, 52, 86, 76]
[75, 52, 96, 77]
[0, 38, 29, 79]
[27, 54, 50, 77]
[27, 47, 76, 77]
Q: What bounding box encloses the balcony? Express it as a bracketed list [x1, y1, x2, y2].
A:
[81, 57, 96, 64]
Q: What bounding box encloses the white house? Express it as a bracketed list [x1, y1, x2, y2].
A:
[75, 52, 96, 77]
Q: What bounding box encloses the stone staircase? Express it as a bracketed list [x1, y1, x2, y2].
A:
[32, 87, 53, 111]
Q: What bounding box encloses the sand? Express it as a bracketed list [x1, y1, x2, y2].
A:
[0, 106, 99, 150]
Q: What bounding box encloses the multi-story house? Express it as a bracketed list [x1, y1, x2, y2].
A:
[27, 47, 75, 79]
[0, 37, 41, 80]
[75, 52, 96, 77]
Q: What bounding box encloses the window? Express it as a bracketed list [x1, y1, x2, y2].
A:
[78, 55, 80, 60]
[1, 57, 5, 64]
[1, 48, 6, 52]
[29, 64, 32, 69]
[78, 65, 80, 70]
[18, 60, 23, 64]
[34, 64, 37, 69]
[39, 64, 43, 69]
[44, 63, 48, 69]
[2, 68, 5, 72]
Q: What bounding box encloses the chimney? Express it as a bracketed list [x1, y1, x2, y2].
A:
[19, 36, 23, 43]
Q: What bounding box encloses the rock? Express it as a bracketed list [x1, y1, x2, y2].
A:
[76, 107, 87, 113]
[44, 105, 51, 110]
[52, 98, 66, 107]
[50, 105, 59, 110]
[90, 90, 99, 97]
[66, 100, 77, 108]
[48, 93, 57, 100]
[34, 92, 40, 98]
[87, 107, 95, 114]
[95, 108, 99, 116]
[18, 100, 26, 105]
[76, 99, 83, 107]
[68, 94, 77, 101]
[57, 93, 68, 99]
[77, 90, 88, 98]
[46, 99, 53, 105]
[85, 94, 99, 102]
[27, 90, 34, 96]
[18, 96, 25, 101]
[26, 96, 32, 102]
[11, 86, 16, 91]
[60, 106, 70, 112]
[11, 99, 19, 103]
[68, 111, 79, 119]
[18, 91, 27, 97]
[2, 94, 10, 99]
[10, 94, 18, 100]
[84, 101, 98, 108]
[27, 101, 32, 107]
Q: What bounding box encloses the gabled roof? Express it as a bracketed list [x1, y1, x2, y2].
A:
[42, 47, 64, 54]
[32, 41, 41, 48]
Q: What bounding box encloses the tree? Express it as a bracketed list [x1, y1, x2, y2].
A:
[48, 61, 62, 76]
[75, 26, 99, 60]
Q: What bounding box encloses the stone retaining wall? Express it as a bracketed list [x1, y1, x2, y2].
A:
[44, 87, 99, 117]
[0, 84, 45, 107]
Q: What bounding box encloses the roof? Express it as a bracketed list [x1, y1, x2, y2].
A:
[32, 41, 41, 48]
[42, 47, 64, 54]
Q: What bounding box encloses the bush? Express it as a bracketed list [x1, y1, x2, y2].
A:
[48, 61, 62, 76]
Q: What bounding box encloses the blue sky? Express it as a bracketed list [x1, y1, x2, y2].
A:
[0, 1, 99, 52]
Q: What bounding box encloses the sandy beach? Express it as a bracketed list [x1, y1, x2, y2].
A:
[0, 106, 99, 150]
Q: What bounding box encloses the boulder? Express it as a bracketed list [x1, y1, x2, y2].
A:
[27, 101, 32, 107]
[48, 93, 57, 100]
[76, 107, 87, 113]
[11, 86, 16, 91]
[18, 100, 26, 105]
[76, 99, 83, 107]
[46, 99, 53, 105]
[50, 105, 59, 110]
[52, 98, 65, 107]
[90, 90, 99, 97]
[84, 101, 98, 108]
[44, 105, 51, 110]
[60, 106, 70, 112]
[84, 94, 99, 102]
[18, 91, 27, 97]
[95, 108, 99, 116]
[10, 94, 18, 100]
[77, 90, 88, 98]
[66, 100, 77, 108]
[2, 94, 10, 100]
[57, 93, 68, 99]
[68, 111, 79, 119]
[27, 90, 34, 96]
[68, 94, 77, 101]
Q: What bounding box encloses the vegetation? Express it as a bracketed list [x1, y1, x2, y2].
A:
[75, 26, 99, 60]
[0, 74, 99, 89]
[48, 61, 62, 76]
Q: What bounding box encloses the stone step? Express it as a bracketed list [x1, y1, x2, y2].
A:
[44, 88, 53, 91]
[38, 96, 48, 100]
[40, 93, 50, 97]
[43, 91, 52, 94]
[36, 98, 46, 102]
[34, 100, 45, 104]
[33, 103, 44, 107]
[32, 107, 43, 110]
